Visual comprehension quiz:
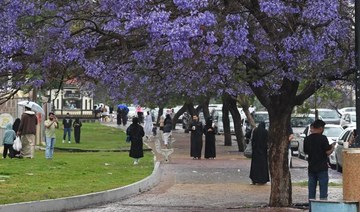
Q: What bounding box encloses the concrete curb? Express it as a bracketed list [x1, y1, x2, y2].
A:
[0, 161, 161, 212]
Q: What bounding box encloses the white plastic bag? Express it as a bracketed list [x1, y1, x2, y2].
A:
[13, 136, 22, 151]
[244, 128, 254, 158]
[244, 140, 252, 158]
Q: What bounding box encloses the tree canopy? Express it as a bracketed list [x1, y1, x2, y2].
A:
[0, 0, 355, 207]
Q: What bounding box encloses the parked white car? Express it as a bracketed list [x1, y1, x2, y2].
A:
[334, 127, 356, 172]
[339, 112, 356, 129]
[298, 124, 344, 167]
[338, 107, 356, 116]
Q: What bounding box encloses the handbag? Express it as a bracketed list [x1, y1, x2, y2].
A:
[13, 136, 22, 151]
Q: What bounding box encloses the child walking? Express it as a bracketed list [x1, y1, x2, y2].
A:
[2, 123, 16, 159]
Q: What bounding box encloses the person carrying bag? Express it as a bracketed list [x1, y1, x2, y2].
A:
[244, 128, 254, 158]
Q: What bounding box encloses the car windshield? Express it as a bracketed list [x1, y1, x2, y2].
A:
[345, 108, 356, 112]
[253, 113, 269, 123]
[318, 110, 338, 119]
[291, 117, 314, 127]
[323, 127, 343, 137]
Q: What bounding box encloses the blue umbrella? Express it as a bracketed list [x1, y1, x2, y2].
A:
[117, 104, 129, 113]
[117, 104, 128, 110]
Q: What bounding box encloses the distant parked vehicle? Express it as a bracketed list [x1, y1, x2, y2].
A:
[338, 107, 356, 116]
[339, 112, 356, 129]
[212, 110, 235, 134]
[310, 108, 340, 125]
[290, 114, 318, 154]
[241, 111, 268, 137]
[252, 111, 269, 124]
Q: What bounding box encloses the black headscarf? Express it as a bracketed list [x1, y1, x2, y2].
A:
[252, 121, 268, 147]
[128, 117, 141, 137]
[13, 118, 21, 132]
[258, 122, 266, 130]
[132, 117, 140, 125]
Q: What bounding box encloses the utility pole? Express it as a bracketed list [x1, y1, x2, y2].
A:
[355, 0, 360, 147]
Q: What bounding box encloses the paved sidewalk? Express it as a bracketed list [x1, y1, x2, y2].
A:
[76, 124, 343, 211]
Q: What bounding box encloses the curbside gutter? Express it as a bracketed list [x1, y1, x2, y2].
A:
[0, 161, 161, 212]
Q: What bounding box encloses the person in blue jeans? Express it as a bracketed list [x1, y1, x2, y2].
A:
[62, 113, 72, 143]
[304, 120, 335, 201]
[44, 112, 58, 159]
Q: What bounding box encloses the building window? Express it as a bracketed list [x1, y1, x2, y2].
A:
[62, 89, 82, 110]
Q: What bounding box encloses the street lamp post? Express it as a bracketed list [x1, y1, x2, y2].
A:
[355, 0, 360, 146]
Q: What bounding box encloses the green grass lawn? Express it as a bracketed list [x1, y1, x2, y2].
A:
[0, 122, 154, 204]
[55, 122, 129, 150]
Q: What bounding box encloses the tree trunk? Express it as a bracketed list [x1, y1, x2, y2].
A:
[250, 78, 306, 207]
[222, 95, 232, 146]
[201, 97, 210, 119]
[157, 107, 164, 125]
[237, 95, 256, 128]
[186, 102, 196, 116]
[226, 94, 244, 151]
[172, 104, 187, 129]
[267, 106, 293, 206]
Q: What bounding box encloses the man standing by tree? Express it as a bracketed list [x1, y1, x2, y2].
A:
[17, 107, 38, 159]
[304, 120, 335, 201]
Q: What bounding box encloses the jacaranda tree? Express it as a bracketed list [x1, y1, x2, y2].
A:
[0, 0, 354, 207]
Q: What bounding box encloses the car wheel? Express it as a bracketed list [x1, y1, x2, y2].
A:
[336, 156, 342, 173]
[336, 162, 342, 173]
[327, 158, 336, 170]
[330, 163, 336, 170]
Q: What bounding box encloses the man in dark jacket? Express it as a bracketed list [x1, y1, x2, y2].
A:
[163, 114, 172, 148]
[304, 119, 335, 200]
[62, 113, 72, 143]
[17, 107, 38, 158]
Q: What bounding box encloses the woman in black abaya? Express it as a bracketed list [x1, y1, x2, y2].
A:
[204, 117, 216, 159]
[249, 122, 270, 184]
[73, 118, 82, 144]
[189, 114, 203, 159]
[126, 117, 145, 165]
